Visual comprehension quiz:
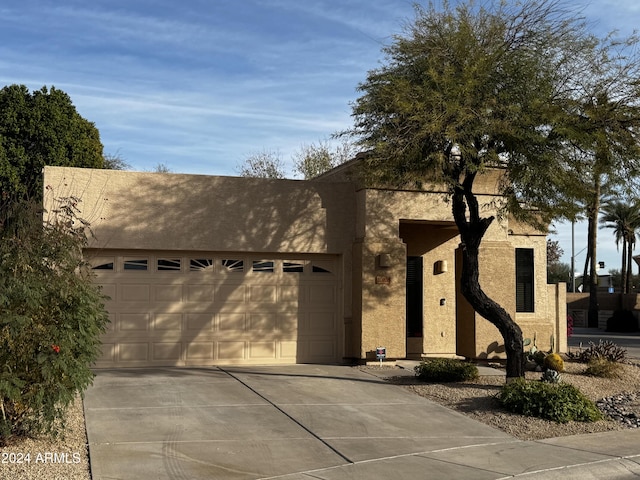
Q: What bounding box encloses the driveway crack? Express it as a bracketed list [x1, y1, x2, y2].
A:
[219, 367, 354, 464]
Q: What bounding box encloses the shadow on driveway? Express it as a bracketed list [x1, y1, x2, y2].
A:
[83, 364, 513, 479]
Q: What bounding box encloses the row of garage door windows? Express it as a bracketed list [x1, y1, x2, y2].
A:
[92, 258, 333, 275]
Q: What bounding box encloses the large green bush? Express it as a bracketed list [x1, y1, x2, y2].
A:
[0, 197, 109, 443]
[414, 358, 479, 382]
[497, 378, 602, 423]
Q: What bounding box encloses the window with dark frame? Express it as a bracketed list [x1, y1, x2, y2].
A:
[516, 248, 534, 312]
[92, 262, 114, 270]
[221, 259, 244, 272]
[123, 259, 148, 271]
[157, 259, 181, 271]
[252, 260, 274, 273]
[283, 261, 304, 273]
[190, 258, 214, 271]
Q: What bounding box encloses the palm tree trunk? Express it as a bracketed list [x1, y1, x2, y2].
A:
[582, 240, 591, 291]
[587, 177, 601, 328]
[627, 239, 634, 294]
[622, 238, 628, 294]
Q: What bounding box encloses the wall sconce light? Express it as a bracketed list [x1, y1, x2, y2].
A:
[434, 260, 448, 274]
[378, 253, 391, 268]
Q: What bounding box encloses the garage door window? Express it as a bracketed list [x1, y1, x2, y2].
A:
[312, 263, 332, 274]
[252, 260, 274, 273]
[222, 259, 244, 272]
[157, 259, 181, 271]
[283, 261, 304, 273]
[190, 258, 213, 271]
[124, 259, 148, 271]
[92, 261, 114, 270]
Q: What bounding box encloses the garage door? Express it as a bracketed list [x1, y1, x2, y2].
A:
[88, 251, 341, 367]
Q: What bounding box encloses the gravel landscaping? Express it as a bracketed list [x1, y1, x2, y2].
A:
[1, 396, 91, 480]
[364, 359, 640, 440]
[3, 360, 640, 479]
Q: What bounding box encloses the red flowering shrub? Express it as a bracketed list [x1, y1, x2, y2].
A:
[0, 198, 109, 444]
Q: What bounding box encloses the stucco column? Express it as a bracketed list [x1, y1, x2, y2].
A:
[353, 239, 407, 360]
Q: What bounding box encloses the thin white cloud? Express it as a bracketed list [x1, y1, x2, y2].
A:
[2, 0, 640, 260]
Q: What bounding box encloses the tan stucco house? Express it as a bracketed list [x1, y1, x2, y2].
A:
[43, 164, 566, 368]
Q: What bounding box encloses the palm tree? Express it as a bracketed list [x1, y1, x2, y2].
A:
[600, 200, 640, 293]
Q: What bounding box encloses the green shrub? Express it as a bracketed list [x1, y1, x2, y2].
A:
[414, 358, 479, 382]
[584, 358, 623, 379]
[543, 353, 564, 372]
[498, 378, 602, 423]
[0, 198, 109, 444]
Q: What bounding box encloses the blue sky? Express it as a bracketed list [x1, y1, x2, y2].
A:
[1, 0, 639, 277]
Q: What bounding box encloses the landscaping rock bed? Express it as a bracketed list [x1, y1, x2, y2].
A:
[362, 360, 640, 440]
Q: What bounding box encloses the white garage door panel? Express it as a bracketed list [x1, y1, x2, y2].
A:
[90, 253, 341, 367]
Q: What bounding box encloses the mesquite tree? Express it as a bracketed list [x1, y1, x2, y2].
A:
[345, 1, 601, 378]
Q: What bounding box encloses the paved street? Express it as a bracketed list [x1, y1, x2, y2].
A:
[568, 327, 640, 359]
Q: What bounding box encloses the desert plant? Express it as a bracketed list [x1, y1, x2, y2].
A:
[540, 369, 562, 383]
[531, 350, 546, 366]
[414, 358, 479, 382]
[544, 353, 565, 372]
[524, 332, 556, 366]
[498, 379, 602, 423]
[566, 340, 627, 363]
[584, 358, 624, 379]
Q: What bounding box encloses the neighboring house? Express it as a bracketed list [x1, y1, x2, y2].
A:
[43, 164, 566, 368]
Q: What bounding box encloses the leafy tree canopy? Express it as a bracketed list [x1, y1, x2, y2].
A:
[0, 84, 104, 203]
[292, 140, 356, 179]
[236, 149, 287, 179]
[347, 0, 593, 226]
[237, 140, 356, 179]
[344, 0, 608, 378]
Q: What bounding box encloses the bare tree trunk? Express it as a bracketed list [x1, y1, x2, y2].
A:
[627, 240, 633, 294]
[452, 173, 524, 379]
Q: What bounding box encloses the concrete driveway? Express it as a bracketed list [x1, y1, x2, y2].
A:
[83, 365, 640, 479]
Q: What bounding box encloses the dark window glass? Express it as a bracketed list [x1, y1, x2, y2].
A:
[92, 262, 114, 270]
[157, 259, 181, 271]
[283, 261, 304, 273]
[222, 259, 244, 272]
[124, 259, 148, 271]
[252, 260, 274, 273]
[516, 249, 534, 312]
[312, 264, 331, 274]
[190, 259, 213, 271]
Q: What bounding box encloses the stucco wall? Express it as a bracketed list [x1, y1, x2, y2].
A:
[44, 166, 356, 255]
[45, 166, 361, 361]
[44, 166, 562, 363]
[355, 239, 407, 359]
[362, 189, 508, 243]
